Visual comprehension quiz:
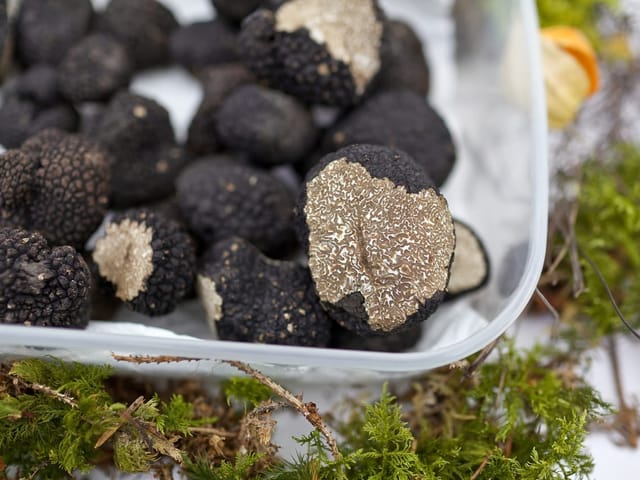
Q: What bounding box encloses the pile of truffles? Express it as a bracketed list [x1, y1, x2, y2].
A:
[0, 0, 489, 352]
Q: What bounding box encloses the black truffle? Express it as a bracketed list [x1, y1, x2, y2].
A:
[170, 20, 239, 71]
[0, 227, 90, 328]
[331, 323, 422, 352]
[176, 156, 294, 254]
[324, 90, 456, 187]
[377, 19, 430, 96]
[0, 129, 111, 249]
[99, 0, 179, 69]
[210, 0, 262, 23]
[216, 84, 317, 165]
[446, 220, 490, 299]
[0, 0, 10, 79]
[92, 208, 196, 316]
[238, 0, 384, 106]
[297, 144, 455, 336]
[186, 63, 255, 156]
[197, 237, 331, 346]
[58, 34, 134, 103]
[15, 0, 93, 66]
[12, 65, 62, 107]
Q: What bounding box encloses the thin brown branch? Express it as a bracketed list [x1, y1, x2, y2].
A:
[187, 426, 236, 437]
[462, 336, 502, 381]
[224, 360, 341, 460]
[111, 353, 205, 364]
[607, 336, 638, 448]
[28, 383, 79, 409]
[470, 453, 491, 480]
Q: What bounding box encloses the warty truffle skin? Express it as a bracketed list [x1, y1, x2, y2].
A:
[0, 129, 111, 249]
[92, 208, 197, 317]
[0, 227, 90, 328]
[170, 20, 239, 71]
[238, 0, 384, 106]
[99, 0, 179, 70]
[197, 237, 332, 346]
[58, 34, 134, 104]
[297, 144, 455, 336]
[216, 84, 317, 165]
[324, 90, 456, 187]
[176, 157, 295, 254]
[15, 0, 93, 67]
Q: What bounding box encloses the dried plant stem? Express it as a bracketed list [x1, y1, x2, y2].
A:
[607, 336, 638, 448]
[224, 360, 341, 460]
[462, 336, 502, 381]
[470, 453, 491, 480]
[27, 382, 79, 409]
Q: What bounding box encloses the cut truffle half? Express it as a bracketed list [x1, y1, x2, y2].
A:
[297, 144, 455, 336]
[324, 90, 456, 187]
[239, 0, 384, 106]
[92, 209, 196, 316]
[216, 84, 317, 165]
[197, 237, 331, 346]
[176, 156, 295, 254]
[0, 227, 90, 328]
[446, 220, 490, 299]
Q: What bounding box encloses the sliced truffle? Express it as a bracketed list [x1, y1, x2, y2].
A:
[197, 237, 331, 346]
[446, 220, 490, 299]
[216, 84, 317, 165]
[92, 209, 196, 316]
[324, 90, 456, 187]
[238, 0, 384, 106]
[0, 129, 111, 249]
[176, 157, 294, 254]
[99, 0, 179, 69]
[377, 19, 430, 96]
[170, 20, 239, 71]
[210, 0, 263, 23]
[58, 34, 134, 103]
[0, 227, 90, 328]
[297, 144, 455, 336]
[186, 63, 255, 156]
[15, 0, 93, 66]
[331, 323, 422, 352]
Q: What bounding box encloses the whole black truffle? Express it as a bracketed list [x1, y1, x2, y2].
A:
[12, 65, 62, 107]
[99, 0, 179, 69]
[446, 220, 490, 299]
[15, 0, 93, 66]
[197, 237, 331, 346]
[239, 0, 384, 106]
[0, 0, 10, 79]
[170, 20, 239, 71]
[0, 129, 111, 249]
[297, 144, 455, 336]
[216, 84, 317, 165]
[377, 19, 430, 96]
[58, 34, 134, 103]
[211, 0, 262, 23]
[186, 63, 255, 156]
[176, 156, 294, 254]
[331, 323, 423, 352]
[92, 209, 196, 316]
[324, 90, 456, 187]
[0, 227, 90, 328]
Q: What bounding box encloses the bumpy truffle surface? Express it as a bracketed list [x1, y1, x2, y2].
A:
[216, 84, 317, 165]
[298, 144, 455, 336]
[176, 157, 294, 253]
[239, 0, 384, 106]
[0, 129, 111, 249]
[99, 0, 179, 69]
[0, 227, 90, 328]
[198, 237, 331, 346]
[446, 220, 490, 299]
[325, 90, 456, 187]
[377, 20, 430, 96]
[211, 0, 262, 23]
[13, 65, 62, 107]
[170, 20, 239, 71]
[92, 209, 196, 316]
[58, 34, 134, 103]
[187, 63, 255, 155]
[15, 0, 93, 66]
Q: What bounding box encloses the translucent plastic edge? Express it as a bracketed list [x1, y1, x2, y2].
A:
[0, 0, 548, 373]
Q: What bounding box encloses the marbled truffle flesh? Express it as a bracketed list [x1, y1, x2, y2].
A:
[324, 90, 456, 187]
[176, 157, 294, 254]
[197, 237, 331, 346]
[239, 0, 384, 106]
[446, 220, 490, 299]
[92, 209, 196, 316]
[297, 144, 455, 336]
[216, 84, 317, 165]
[0, 227, 90, 328]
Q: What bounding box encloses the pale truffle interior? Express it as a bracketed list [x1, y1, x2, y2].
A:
[275, 0, 383, 94]
[304, 159, 455, 332]
[93, 219, 154, 301]
[196, 275, 224, 332]
[448, 221, 488, 294]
